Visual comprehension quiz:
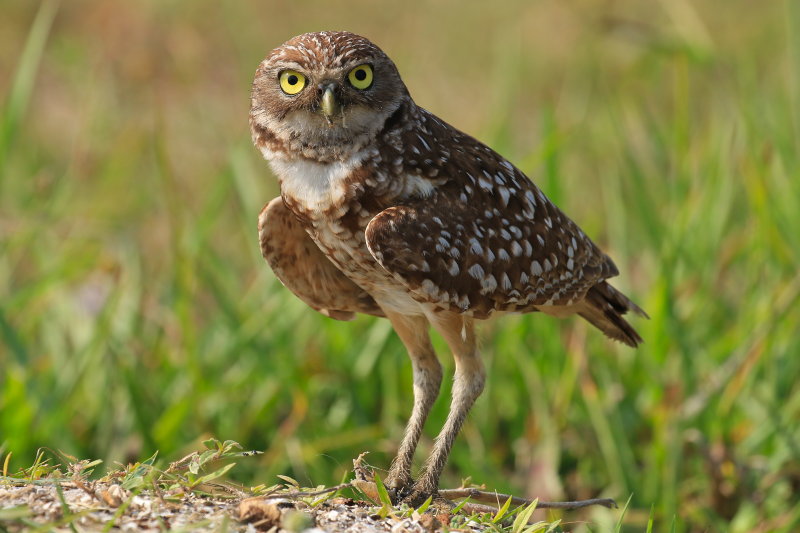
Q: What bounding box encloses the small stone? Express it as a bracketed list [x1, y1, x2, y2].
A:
[239, 498, 289, 530]
[419, 514, 442, 532]
[100, 484, 128, 507]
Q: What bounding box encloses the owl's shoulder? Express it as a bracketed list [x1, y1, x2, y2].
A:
[373, 104, 533, 202]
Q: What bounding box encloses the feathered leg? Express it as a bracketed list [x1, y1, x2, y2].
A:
[383, 311, 443, 496]
[405, 312, 485, 505]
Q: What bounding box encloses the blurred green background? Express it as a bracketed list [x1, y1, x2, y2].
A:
[2, 0, 799, 531]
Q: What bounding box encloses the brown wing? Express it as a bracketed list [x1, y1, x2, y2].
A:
[259, 197, 384, 320]
[364, 129, 618, 320]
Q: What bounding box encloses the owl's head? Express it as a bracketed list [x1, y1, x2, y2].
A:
[250, 31, 408, 161]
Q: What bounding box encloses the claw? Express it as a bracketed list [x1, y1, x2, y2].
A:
[384, 474, 414, 504]
[400, 487, 437, 509]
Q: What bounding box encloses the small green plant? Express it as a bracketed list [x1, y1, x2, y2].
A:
[614, 494, 634, 533]
[492, 496, 514, 524]
[0, 439, 267, 531]
[510, 499, 540, 533]
[414, 495, 433, 515]
[372, 473, 394, 518]
[23, 449, 57, 481]
[119, 450, 159, 490]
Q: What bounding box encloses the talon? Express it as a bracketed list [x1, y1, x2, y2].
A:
[384, 473, 415, 500]
[400, 487, 450, 510]
[385, 485, 400, 505]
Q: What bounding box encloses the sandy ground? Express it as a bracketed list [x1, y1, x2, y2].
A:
[0, 481, 459, 532]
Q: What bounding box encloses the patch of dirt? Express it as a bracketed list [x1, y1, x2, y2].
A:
[239, 496, 450, 533]
[0, 481, 238, 531]
[0, 481, 472, 533]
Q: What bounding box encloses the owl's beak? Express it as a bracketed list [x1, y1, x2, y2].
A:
[319, 83, 341, 124]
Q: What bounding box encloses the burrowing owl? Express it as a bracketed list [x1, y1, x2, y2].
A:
[250, 31, 645, 505]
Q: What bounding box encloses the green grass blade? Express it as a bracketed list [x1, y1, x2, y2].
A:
[492, 496, 513, 523]
[512, 499, 539, 533]
[415, 495, 433, 515]
[0, 0, 58, 175]
[614, 494, 633, 533]
[372, 473, 393, 508]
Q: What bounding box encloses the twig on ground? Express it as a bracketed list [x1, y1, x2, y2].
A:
[438, 488, 618, 510]
[0, 478, 83, 487]
[460, 503, 504, 514]
[262, 480, 616, 512]
[71, 478, 99, 501]
[259, 482, 356, 500]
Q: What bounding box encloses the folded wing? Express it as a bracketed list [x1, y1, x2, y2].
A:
[259, 197, 384, 320]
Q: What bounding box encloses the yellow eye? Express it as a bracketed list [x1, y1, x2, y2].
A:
[348, 64, 373, 90]
[279, 70, 306, 95]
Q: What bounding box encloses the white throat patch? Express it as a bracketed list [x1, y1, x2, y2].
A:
[268, 152, 365, 212]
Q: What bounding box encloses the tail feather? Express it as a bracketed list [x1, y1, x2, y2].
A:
[577, 281, 647, 347]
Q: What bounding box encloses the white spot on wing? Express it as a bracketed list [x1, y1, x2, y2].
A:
[469, 238, 483, 255]
[523, 240, 532, 256]
[468, 264, 485, 279]
[480, 274, 497, 294]
[421, 279, 438, 296]
[478, 171, 493, 191]
[497, 186, 510, 207]
[448, 259, 460, 276]
[416, 134, 431, 151]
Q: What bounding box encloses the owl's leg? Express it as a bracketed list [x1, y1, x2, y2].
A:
[383, 311, 442, 498]
[405, 313, 485, 506]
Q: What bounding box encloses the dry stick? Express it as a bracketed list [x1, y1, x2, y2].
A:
[261, 481, 616, 512]
[461, 503, 506, 514]
[71, 478, 100, 501]
[259, 482, 356, 499]
[439, 488, 617, 510]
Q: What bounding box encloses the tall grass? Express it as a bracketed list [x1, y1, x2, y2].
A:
[1, 1, 799, 531]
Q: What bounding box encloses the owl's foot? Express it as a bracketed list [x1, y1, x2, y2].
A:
[383, 473, 414, 504]
[399, 483, 454, 512]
